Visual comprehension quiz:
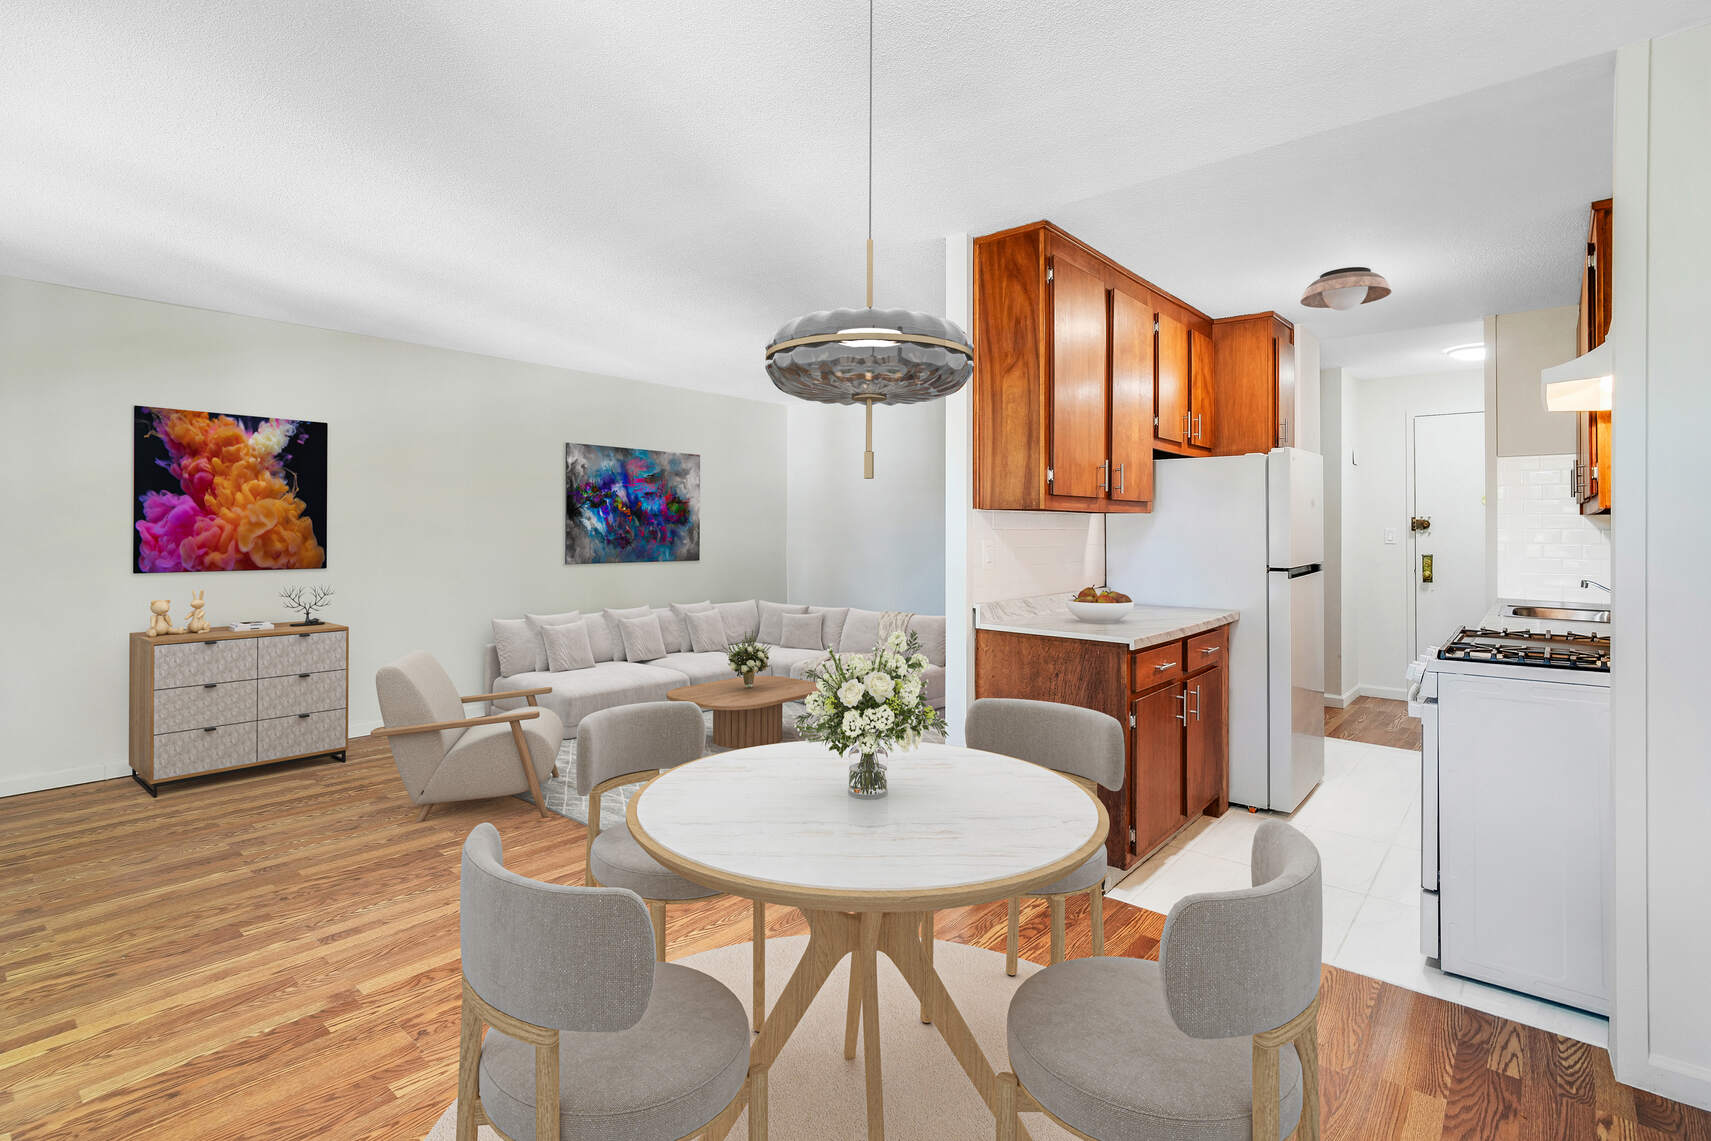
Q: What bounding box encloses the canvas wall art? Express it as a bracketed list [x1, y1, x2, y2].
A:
[564, 442, 700, 564]
[133, 405, 328, 573]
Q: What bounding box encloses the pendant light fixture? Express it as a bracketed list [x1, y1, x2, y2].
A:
[764, 0, 973, 479]
[1300, 266, 1392, 310]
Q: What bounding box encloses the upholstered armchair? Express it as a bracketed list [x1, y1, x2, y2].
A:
[458, 823, 766, 1140]
[373, 651, 560, 821]
[965, 698, 1126, 973]
[996, 820, 1323, 1141]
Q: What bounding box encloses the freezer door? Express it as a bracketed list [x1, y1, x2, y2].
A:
[1267, 448, 1324, 569]
[1267, 567, 1325, 812]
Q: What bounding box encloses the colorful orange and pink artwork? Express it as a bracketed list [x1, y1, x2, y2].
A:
[133, 406, 328, 573]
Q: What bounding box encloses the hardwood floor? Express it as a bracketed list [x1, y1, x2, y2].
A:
[3, 737, 1705, 1141]
[1326, 695, 1422, 751]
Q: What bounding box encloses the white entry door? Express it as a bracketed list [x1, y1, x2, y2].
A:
[1412, 412, 1487, 657]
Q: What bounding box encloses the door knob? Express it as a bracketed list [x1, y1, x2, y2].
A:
[1410, 516, 1431, 532]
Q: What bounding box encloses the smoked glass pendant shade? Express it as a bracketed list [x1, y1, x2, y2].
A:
[764, 306, 972, 405]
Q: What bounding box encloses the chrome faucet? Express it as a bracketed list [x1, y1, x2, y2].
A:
[1580, 579, 1611, 594]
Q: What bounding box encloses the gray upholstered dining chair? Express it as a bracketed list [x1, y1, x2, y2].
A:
[996, 820, 1322, 1141]
[965, 697, 1125, 973]
[458, 824, 766, 1141]
[374, 651, 560, 821]
[577, 702, 769, 1032]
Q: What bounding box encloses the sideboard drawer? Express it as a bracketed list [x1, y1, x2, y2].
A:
[153, 722, 258, 779]
[153, 679, 257, 735]
[257, 630, 347, 678]
[153, 638, 258, 688]
[1132, 640, 1186, 690]
[257, 710, 346, 762]
[257, 671, 346, 719]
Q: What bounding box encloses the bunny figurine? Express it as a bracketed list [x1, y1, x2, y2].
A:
[184, 590, 211, 634]
[145, 599, 182, 638]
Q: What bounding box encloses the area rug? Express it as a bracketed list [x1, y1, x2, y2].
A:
[424, 934, 1074, 1140]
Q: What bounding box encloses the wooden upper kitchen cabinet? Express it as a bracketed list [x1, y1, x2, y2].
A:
[1575, 198, 1612, 515]
[1210, 312, 1296, 455]
[972, 220, 1214, 511]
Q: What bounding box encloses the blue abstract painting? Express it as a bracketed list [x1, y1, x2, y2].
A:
[564, 443, 700, 564]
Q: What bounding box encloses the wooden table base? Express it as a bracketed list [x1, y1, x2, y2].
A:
[711, 705, 786, 749]
[752, 908, 1032, 1141]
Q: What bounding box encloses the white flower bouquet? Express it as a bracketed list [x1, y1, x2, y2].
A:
[796, 629, 938, 797]
[727, 640, 770, 686]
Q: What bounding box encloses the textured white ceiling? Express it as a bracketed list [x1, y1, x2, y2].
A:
[2, 2, 1702, 400]
[1320, 320, 1487, 381]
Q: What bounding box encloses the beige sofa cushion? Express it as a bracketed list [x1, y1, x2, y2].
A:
[716, 600, 760, 644]
[543, 620, 596, 672]
[618, 615, 669, 663]
[780, 612, 827, 650]
[756, 601, 808, 644]
[654, 652, 731, 685]
[685, 610, 727, 653]
[495, 663, 690, 736]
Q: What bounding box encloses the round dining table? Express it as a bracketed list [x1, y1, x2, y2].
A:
[627, 740, 1108, 1141]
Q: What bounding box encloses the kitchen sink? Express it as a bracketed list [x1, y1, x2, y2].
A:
[1503, 604, 1611, 623]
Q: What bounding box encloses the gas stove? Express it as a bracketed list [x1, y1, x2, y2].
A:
[1436, 626, 1611, 672]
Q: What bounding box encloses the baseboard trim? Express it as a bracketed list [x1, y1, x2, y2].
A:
[1357, 684, 1411, 702]
[0, 762, 130, 800]
[1323, 687, 1360, 709]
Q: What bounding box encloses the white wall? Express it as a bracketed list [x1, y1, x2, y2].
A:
[1490, 305, 1580, 456]
[1349, 370, 1485, 698]
[1609, 26, 1711, 1111]
[784, 398, 946, 614]
[1494, 454, 1612, 602]
[1319, 366, 1359, 703]
[1293, 327, 1322, 455]
[0, 277, 788, 797]
[969, 512, 1105, 605]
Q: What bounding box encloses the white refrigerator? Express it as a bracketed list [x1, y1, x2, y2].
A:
[1106, 449, 1326, 812]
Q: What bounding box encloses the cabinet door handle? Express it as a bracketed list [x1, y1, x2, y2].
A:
[1099, 460, 1110, 492]
[1183, 411, 1191, 440]
[1115, 463, 1124, 493]
[1175, 691, 1188, 726]
[202, 725, 217, 733]
[298, 672, 311, 679]
[1189, 685, 1201, 721]
[203, 683, 217, 689]
[1192, 413, 1203, 444]
[297, 712, 312, 719]
[1154, 660, 1178, 671]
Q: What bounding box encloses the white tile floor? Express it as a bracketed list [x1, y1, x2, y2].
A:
[1108, 736, 1610, 1048]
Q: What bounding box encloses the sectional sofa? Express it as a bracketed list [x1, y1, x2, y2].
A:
[483, 599, 947, 740]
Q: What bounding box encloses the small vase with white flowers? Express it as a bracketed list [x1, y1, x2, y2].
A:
[796, 630, 938, 798]
[727, 641, 770, 688]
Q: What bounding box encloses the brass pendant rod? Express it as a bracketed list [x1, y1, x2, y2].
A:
[866, 238, 874, 309]
[856, 393, 881, 479]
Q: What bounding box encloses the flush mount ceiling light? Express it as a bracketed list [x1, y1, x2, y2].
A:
[763, 0, 973, 479]
[1444, 343, 1486, 363]
[1300, 266, 1392, 311]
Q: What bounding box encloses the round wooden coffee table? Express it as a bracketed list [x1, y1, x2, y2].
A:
[665, 675, 816, 748]
[628, 742, 1107, 1140]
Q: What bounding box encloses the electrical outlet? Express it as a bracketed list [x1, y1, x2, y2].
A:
[1383, 527, 1398, 545]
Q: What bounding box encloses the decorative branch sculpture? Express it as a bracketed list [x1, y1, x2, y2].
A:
[280, 585, 334, 626]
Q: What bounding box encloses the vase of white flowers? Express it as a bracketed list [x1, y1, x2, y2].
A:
[797, 630, 938, 798]
[727, 641, 769, 687]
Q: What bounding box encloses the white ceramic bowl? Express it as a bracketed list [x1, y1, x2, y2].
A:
[1066, 599, 1134, 624]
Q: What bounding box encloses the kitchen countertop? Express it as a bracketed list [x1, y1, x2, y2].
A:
[975, 593, 1238, 651]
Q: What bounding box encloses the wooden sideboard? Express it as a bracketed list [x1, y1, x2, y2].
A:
[128, 623, 349, 795]
[975, 623, 1231, 869]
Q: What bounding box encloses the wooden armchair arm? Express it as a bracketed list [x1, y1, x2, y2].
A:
[461, 686, 552, 704]
[371, 708, 541, 738]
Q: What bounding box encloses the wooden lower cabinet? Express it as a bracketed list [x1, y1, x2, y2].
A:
[974, 624, 1232, 868]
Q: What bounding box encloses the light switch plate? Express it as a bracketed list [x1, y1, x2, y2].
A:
[1384, 528, 1398, 545]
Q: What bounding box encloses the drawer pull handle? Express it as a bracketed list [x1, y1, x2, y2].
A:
[203, 683, 217, 689]
[1199, 646, 1220, 655]
[297, 713, 311, 719]
[298, 673, 311, 678]
[297, 633, 312, 638]
[203, 640, 218, 646]
[202, 726, 217, 733]
[1154, 661, 1178, 671]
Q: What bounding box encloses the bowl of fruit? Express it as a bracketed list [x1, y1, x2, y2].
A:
[1066, 586, 1134, 623]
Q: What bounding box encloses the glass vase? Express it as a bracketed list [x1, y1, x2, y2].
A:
[847, 752, 888, 799]
[741, 670, 756, 688]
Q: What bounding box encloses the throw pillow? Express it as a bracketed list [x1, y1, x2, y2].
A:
[716, 599, 760, 645]
[908, 615, 948, 666]
[669, 600, 714, 629]
[618, 615, 668, 663]
[686, 609, 727, 654]
[780, 612, 827, 650]
[651, 606, 686, 654]
[839, 608, 884, 654]
[525, 610, 583, 669]
[492, 617, 543, 677]
[542, 620, 596, 672]
[807, 606, 851, 651]
[756, 600, 809, 644]
[602, 605, 654, 661]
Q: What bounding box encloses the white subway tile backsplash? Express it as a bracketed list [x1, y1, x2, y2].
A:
[1496, 454, 1611, 602]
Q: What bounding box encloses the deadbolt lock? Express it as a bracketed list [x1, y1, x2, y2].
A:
[1410, 516, 1432, 532]
[1421, 554, 1434, 583]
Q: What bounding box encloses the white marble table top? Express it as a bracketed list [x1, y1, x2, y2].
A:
[975, 593, 1238, 650]
[629, 742, 1104, 909]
